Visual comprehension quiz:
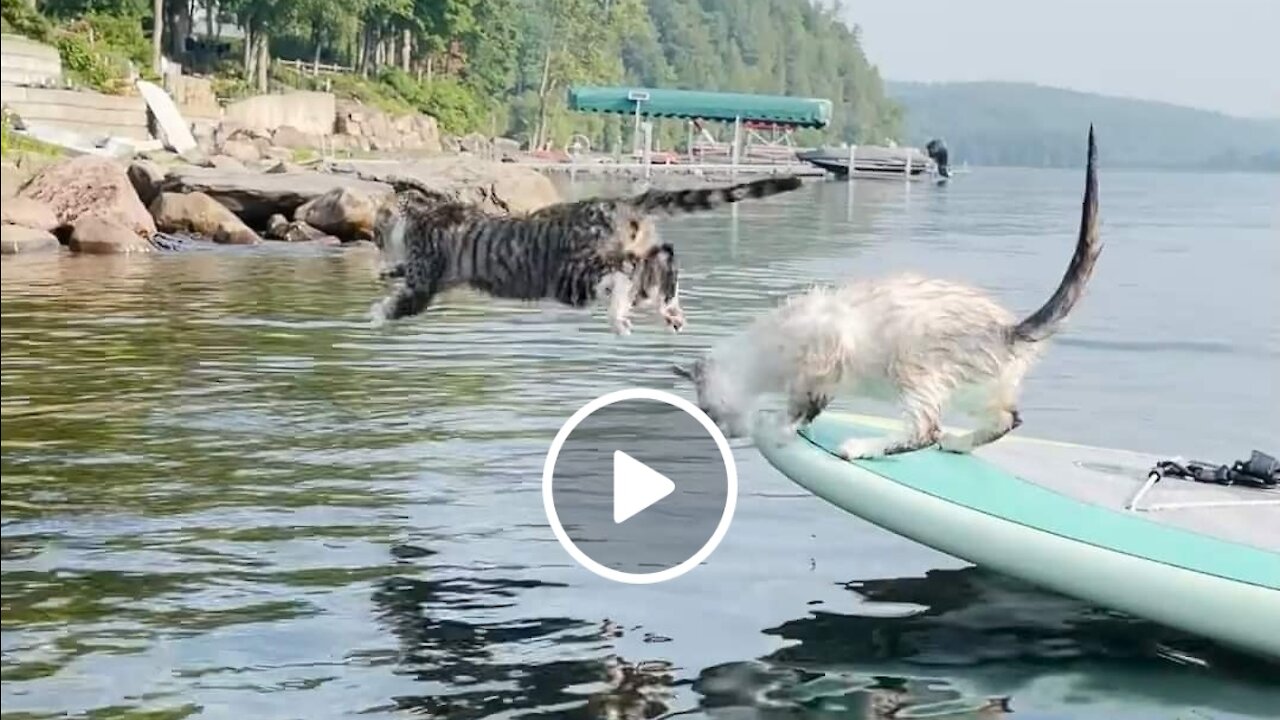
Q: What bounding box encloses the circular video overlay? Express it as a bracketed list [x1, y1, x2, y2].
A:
[542, 388, 738, 584]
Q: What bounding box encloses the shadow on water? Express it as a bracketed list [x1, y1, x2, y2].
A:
[692, 567, 1280, 719]
[371, 571, 681, 720]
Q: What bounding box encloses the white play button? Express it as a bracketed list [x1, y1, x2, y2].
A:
[613, 450, 675, 523]
[542, 388, 738, 584]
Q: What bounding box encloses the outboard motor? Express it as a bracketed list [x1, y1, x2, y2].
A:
[925, 138, 951, 178]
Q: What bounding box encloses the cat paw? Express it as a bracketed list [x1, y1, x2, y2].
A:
[369, 298, 391, 328]
[937, 433, 975, 454]
[837, 438, 886, 460]
[661, 304, 686, 333]
[610, 316, 634, 336]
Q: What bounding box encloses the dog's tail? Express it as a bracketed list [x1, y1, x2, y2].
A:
[1011, 126, 1101, 343]
[628, 175, 804, 216]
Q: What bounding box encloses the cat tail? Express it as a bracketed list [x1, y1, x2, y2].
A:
[627, 175, 804, 215]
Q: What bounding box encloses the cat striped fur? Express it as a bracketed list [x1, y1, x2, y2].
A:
[369, 175, 804, 334]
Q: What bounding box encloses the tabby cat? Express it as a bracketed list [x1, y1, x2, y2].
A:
[369, 175, 804, 335]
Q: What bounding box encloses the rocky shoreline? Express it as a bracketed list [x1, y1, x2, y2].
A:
[1, 151, 561, 257]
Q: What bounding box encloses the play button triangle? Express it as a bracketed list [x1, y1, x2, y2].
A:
[613, 450, 675, 524]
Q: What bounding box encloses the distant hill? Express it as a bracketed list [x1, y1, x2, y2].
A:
[887, 81, 1280, 171]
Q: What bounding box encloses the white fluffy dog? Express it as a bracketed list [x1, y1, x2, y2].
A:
[675, 127, 1101, 460]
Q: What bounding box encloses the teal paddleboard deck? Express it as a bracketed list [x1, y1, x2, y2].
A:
[756, 413, 1280, 659]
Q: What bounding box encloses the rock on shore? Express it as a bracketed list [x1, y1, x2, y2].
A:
[1, 224, 60, 254]
[157, 166, 395, 228]
[149, 192, 262, 245]
[335, 157, 560, 215]
[19, 155, 157, 238]
[2, 148, 563, 258]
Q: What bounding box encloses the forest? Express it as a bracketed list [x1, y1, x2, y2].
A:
[1, 0, 903, 149]
[891, 81, 1280, 172]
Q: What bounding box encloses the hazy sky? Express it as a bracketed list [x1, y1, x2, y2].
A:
[847, 0, 1279, 118]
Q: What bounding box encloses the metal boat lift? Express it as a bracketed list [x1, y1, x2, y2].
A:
[567, 85, 833, 177]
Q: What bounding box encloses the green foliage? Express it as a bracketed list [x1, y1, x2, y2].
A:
[54, 26, 122, 92]
[2, 0, 53, 40]
[5, 0, 902, 149]
[892, 81, 1280, 172]
[210, 72, 253, 102]
[358, 68, 485, 133]
[79, 10, 151, 70]
[325, 72, 416, 116]
[4, 1, 151, 94]
[38, 0, 150, 20]
[499, 0, 901, 151]
[415, 77, 486, 134]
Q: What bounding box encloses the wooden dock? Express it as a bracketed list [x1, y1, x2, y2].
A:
[516, 160, 829, 181]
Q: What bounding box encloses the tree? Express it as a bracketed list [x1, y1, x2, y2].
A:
[151, 0, 161, 72]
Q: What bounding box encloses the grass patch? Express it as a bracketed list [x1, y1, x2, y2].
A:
[2, 109, 65, 159]
[290, 147, 319, 163]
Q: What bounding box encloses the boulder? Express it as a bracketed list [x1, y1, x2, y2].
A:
[2, 196, 59, 232]
[272, 125, 316, 150]
[294, 186, 379, 240]
[179, 147, 211, 167]
[264, 160, 302, 174]
[192, 121, 217, 154]
[459, 133, 490, 155]
[1, 163, 25, 198]
[265, 213, 290, 239]
[492, 137, 521, 160]
[1, 224, 61, 255]
[213, 224, 261, 245]
[158, 166, 394, 227]
[334, 100, 441, 154]
[266, 213, 335, 243]
[285, 220, 335, 243]
[127, 160, 166, 206]
[20, 155, 156, 238]
[208, 154, 247, 171]
[260, 146, 293, 163]
[68, 215, 153, 254]
[219, 139, 261, 164]
[338, 157, 560, 215]
[149, 191, 261, 245]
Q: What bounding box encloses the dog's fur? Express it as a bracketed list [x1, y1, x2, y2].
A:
[675, 127, 1101, 459]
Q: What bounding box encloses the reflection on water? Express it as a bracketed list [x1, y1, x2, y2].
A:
[2, 169, 1278, 719]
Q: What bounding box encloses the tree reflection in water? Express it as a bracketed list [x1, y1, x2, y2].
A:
[372, 574, 677, 719]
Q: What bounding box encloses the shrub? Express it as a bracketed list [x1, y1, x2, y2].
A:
[416, 78, 487, 135]
[1, 0, 53, 41]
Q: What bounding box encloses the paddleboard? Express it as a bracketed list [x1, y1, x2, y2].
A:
[755, 413, 1280, 659]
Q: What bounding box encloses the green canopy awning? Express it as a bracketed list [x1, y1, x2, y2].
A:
[568, 86, 832, 129]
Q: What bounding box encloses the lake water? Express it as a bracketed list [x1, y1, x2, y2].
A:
[2, 167, 1278, 720]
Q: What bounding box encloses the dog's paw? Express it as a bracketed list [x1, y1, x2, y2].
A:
[752, 412, 799, 448]
[837, 438, 886, 461]
[937, 433, 975, 454]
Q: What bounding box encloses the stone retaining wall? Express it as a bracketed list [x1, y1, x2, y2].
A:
[223, 91, 336, 136]
[0, 85, 149, 140]
[0, 34, 61, 87]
